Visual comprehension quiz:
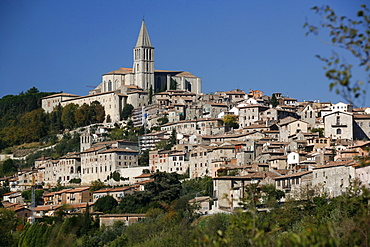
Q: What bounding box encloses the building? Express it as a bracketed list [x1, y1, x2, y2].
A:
[42, 20, 202, 123]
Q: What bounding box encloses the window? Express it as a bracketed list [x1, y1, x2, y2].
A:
[337, 129, 342, 135]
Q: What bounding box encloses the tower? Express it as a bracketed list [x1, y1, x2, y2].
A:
[133, 20, 154, 91]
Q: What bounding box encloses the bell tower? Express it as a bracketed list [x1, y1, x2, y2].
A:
[133, 20, 154, 91]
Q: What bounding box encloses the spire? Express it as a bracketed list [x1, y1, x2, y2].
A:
[135, 20, 152, 47]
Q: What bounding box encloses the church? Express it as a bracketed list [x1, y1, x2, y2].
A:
[90, 20, 202, 95]
[42, 20, 202, 122]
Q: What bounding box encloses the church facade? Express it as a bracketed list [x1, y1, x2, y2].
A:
[42, 20, 202, 122]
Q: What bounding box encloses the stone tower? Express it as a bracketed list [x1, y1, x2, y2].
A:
[133, 20, 154, 91]
[80, 131, 92, 152]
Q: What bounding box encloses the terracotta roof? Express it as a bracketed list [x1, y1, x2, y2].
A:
[134, 173, 152, 179]
[41, 93, 79, 99]
[104, 67, 133, 75]
[353, 114, 370, 119]
[98, 148, 139, 154]
[275, 170, 312, 179]
[35, 205, 62, 211]
[66, 187, 90, 193]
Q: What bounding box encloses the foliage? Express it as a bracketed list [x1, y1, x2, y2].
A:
[181, 176, 213, 198]
[89, 180, 106, 192]
[0, 208, 18, 247]
[0, 89, 104, 152]
[222, 115, 239, 129]
[21, 189, 45, 205]
[61, 103, 78, 130]
[139, 149, 150, 166]
[121, 103, 134, 120]
[157, 115, 169, 125]
[310, 127, 324, 137]
[94, 196, 118, 213]
[170, 78, 178, 90]
[1, 159, 17, 176]
[111, 171, 121, 182]
[269, 94, 279, 108]
[119, 172, 182, 213]
[108, 126, 124, 140]
[13, 184, 370, 247]
[146, 172, 182, 202]
[169, 128, 177, 147]
[69, 178, 81, 184]
[304, 4, 370, 106]
[0, 186, 10, 200]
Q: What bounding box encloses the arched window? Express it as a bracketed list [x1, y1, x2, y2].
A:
[337, 129, 342, 134]
[108, 80, 112, 91]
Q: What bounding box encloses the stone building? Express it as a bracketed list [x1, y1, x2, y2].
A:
[42, 20, 201, 123]
[353, 114, 370, 140]
[149, 149, 187, 174]
[312, 161, 356, 197]
[323, 111, 353, 140]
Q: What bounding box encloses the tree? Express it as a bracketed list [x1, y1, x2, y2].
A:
[2, 159, 17, 176]
[0, 208, 18, 247]
[111, 171, 121, 182]
[145, 172, 182, 202]
[269, 94, 279, 108]
[26, 87, 40, 94]
[62, 103, 78, 129]
[311, 127, 324, 137]
[90, 180, 106, 192]
[304, 5, 370, 106]
[222, 115, 239, 129]
[139, 149, 150, 166]
[94, 196, 118, 213]
[169, 128, 177, 147]
[170, 78, 178, 90]
[21, 189, 44, 205]
[75, 103, 91, 127]
[90, 101, 105, 123]
[121, 104, 134, 120]
[157, 115, 169, 125]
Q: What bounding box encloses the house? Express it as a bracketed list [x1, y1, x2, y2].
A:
[189, 196, 212, 215]
[238, 105, 269, 128]
[64, 187, 92, 204]
[353, 114, 370, 140]
[2, 191, 23, 204]
[274, 171, 313, 199]
[312, 160, 356, 197]
[189, 146, 214, 178]
[93, 187, 134, 202]
[149, 149, 187, 174]
[34, 205, 62, 217]
[323, 111, 353, 140]
[278, 117, 308, 142]
[212, 172, 274, 211]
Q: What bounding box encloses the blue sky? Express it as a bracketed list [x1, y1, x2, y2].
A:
[0, 0, 367, 105]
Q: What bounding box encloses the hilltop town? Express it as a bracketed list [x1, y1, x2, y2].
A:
[1, 20, 370, 246]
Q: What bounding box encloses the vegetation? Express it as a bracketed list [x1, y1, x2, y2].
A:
[21, 189, 45, 205]
[121, 104, 134, 120]
[94, 196, 118, 213]
[11, 180, 370, 247]
[310, 127, 324, 137]
[222, 115, 239, 129]
[269, 94, 279, 108]
[304, 4, 370, 107]
[0, 89, 105, 153]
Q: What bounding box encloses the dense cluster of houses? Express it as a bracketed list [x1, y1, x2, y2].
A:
[1, 88, 370, 217]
